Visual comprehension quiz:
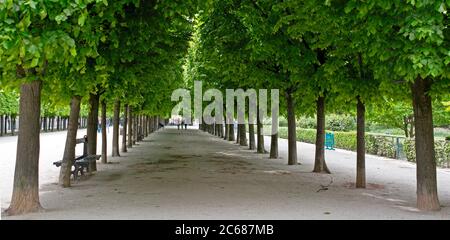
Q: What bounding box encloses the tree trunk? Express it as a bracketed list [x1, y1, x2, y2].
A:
[50, 117, 54, 131]
[228, 123, 235, 141]
[248, 124, 256, 150]
[59, 96, 81, 188]
[239, 124, 247, 146]
[356, 96, 366, 188]
[224, 123, 229, 140]
[133, 115, 137, 144]
[144, 116, 148, 137]
[11, 116, 16, 136]
[87, 93, 99, 172]
[0, 115, 3, 136]
[127, 107, 133, 148]
[112, 100, 120, 157]
[403, 116, 409, 138]
[43, 116, 47, 132]
[409, 119, 415, 138]
[122, 104, 128, 153]
[286, 92, 297, 165]
[6, 80, 42, 215]
[150, 116, 153, 133]
[236, 123, 240, 144]
[256, 107, 266, 153]
[101, 99, 107, 164]
[313, 96, 331, 173]
[412, 77, 440, 211]
[270, 133, 278, 158]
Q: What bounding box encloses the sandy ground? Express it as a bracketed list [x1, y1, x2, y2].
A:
[0, 127, 113, 208]
[1, 126, 450, 219]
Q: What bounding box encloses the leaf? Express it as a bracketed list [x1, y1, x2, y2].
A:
[70, 48, 77, 57]
[39, 9, 47, 19]
[30, 57, 39, 67]
[78, 12, 87, 26]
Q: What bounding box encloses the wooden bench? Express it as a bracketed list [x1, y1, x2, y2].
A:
[53, 135, 101, 180]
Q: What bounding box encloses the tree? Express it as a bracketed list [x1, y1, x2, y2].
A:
[344, 0, 450, 210]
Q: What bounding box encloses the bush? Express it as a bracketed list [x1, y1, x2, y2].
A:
[366, 135, 396, 158]
[296, 116, 316, 129]
[326, 114, 356, 132]
[277, 127, 449, 168]
[279, 117, 288, 127]
[296, 114, 356, 132]
[296, 128, 317, 144]
[404, 139, 450, 168]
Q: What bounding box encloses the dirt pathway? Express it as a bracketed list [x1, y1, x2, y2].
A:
[2, 127, 450, 219]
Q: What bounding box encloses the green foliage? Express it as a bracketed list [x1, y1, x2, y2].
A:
[296, 116, 316, 129]
[296, 115, 356, 132]
[278, 127, 399, 159]
[404, 139, 450, 168]
[278, 116, 288, 127]
[326, 114, 356, 132]
[365, 135, 396, 159]
[0, 89, 19, 115]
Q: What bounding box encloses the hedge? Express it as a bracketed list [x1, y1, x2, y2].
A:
[277, 127, 450, 168]
[404, 139, 450, 168]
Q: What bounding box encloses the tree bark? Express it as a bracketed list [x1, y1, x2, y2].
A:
[239, 124, 247, 146]
[356, 96, 366, 188]
[133, 115, 137, 144]
[224, 123, 229, 140]
[150, 116, 154, 133]
[403, 116, 409, 138]
[412, 77, 440, 211]
[256, 108, 266, 153]
[128, 107, 133, 148]
[50, 117, 54, 131]
[270, 133, 278, 158]
[122, 104, 128, 153]
[228, 123, 235, 141]
[6, 80, 43, 215]
[0, 115, 3, 136]
[101, 99, 107, 164]
[286, 91, 297, 165]
[59, 96, 81, 187]
[236, 123, 240, 144]
[43, 116, 47, 132]
[248, 124, 256, 150]
[87, 93, 99, 172]
[144, 116, 148, 137]
[10, 116, 15, 135]
[112, 100, 120, 157]
[313, 96, 331, 173]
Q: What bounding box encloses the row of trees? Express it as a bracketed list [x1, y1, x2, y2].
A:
[0, 89, 94, 135]
[185, 0, 450, 211]
[0, 0, 198, 215]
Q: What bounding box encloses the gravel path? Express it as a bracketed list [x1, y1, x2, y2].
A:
[1, 126, 450, 219]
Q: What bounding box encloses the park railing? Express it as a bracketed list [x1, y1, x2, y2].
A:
[0, 115, 89, 136]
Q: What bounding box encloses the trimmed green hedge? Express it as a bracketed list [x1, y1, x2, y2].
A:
[404, 139, 450, 168]
[277, 127, 449, 167]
